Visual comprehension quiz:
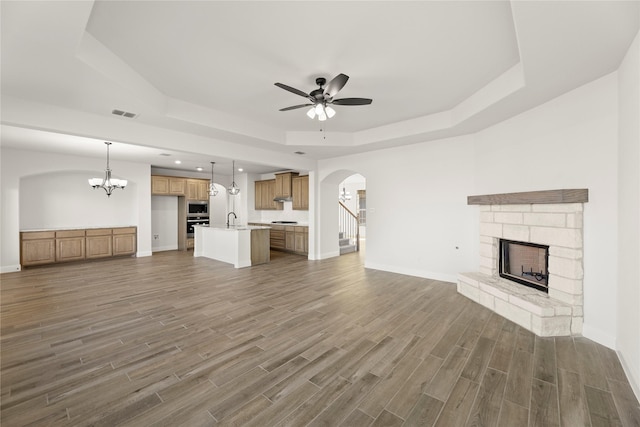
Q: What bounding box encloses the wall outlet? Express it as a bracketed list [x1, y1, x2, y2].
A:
[153, 234, 159, 240]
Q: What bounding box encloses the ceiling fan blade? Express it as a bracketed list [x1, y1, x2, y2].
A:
[274, 82, 311, 99]
[331, 98, 373, 106]
[279, 104, 313, 111]
[323, 73, 349, 98]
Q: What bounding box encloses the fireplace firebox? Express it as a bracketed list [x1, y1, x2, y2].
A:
[499, 239, 549, 293]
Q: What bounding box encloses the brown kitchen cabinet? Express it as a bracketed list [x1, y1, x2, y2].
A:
[294, 227, 308, 253]
[86, 228, 113, 259]
[20, 231, 56, 266]
[187, 179, 210, 201]
[20, 227, 137, 267]
[113, 227, 137, 256]
[269, 225, 286, 249]
[151, 175, 187, 196]
[292, 175, 309, 210]
[55, 229, 86, 262]
[249, 223, 308, 255]
[274, 172, 298, 199]
[285, 226, 296, 251]
[255, 179, 283, 210]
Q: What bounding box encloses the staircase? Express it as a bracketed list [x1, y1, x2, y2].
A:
[339, 232, 357, 255]
[338, 202, 359, 255]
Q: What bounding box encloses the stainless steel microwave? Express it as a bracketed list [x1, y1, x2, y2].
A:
[187, 200, 208, 216]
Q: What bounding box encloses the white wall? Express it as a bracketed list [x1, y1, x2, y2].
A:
[1, 148, 152, 271]
[21, 172, 137, 229]
[617, 31, 640, 399]
[320, 136, 477, 282]
[318, 70, 622, 351]
[151, 196, 178, 251]
[475, 73, 619, 347]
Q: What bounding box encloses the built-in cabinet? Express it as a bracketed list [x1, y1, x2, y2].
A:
[254, 173, 309, 210]
[248, 223, 308, 256]
[152, 175, 210, 251]
[151, 176, 187, 196]
[254, 179, 283, 210]
[20, 231, 56, 266]
[55, 229, 86, 262]
[292, 175, 309, 210]
[86, 228, 113, 259]
[187, 179, 210, 201]
[275, 172, 298, 199]
[152, 175, 209, 198]
[21, 227, 137, 267]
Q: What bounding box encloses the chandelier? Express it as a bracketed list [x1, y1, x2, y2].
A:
[339, 187, 352, 202]
[88, 142, 127, 197]
[228, 160, 240, 195]
[209, 162, 218, 196]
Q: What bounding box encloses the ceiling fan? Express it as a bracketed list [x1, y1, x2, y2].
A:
[275, 73, 372, 121]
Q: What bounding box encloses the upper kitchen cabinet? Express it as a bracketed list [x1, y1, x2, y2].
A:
[255, 179, 283, 210]
[274, 172, 298, 200]
[152, 176, 187, 196]
[292, 175, 309, 210]
[187, 179, 210, 201]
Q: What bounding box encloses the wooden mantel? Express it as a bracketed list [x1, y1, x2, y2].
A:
[467, 189, 588, 205]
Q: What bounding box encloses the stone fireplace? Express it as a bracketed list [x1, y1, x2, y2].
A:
[458, 189, 588, 336]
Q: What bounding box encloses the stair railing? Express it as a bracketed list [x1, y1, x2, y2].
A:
[338, 201, 360, 252]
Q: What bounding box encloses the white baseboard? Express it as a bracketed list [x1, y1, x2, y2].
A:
[314, 250, 340, 260]
[151, 246, 177, 253]
[1, 264, 21, 274]
[364, 262, 457, 284]
[617, 348, 640, 403]
[137, 251, 153, 257]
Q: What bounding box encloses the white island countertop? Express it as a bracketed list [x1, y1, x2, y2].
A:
[193, 225, 270, 268]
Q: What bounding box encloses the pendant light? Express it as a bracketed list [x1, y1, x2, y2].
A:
[209, 162, 218, 196]
[88, 142, 127, 197]
[227, 160, 240, 195]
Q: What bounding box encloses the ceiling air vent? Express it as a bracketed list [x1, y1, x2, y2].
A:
[112, 109, 138, 119]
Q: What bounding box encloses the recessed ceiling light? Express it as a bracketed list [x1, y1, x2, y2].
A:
[175, 160, 181, 164]
[238, 168, 243, 172]
[196, 167, 203, 171]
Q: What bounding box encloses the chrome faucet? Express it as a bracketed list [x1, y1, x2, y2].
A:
[226, 211, 237, 228]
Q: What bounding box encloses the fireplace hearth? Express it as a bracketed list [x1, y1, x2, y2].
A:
[458, 189, 588, 337]
[499, 239, 549, 292]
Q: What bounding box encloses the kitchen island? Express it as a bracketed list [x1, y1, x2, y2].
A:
[193, 225, 270, 268]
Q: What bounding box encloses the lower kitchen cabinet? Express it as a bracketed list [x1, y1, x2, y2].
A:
[20, 227, 137, 267]
[113, 227, 137, 256]
[294, 229, 308, 253]
[55, 230, 86, 262]
[248, 223, 308, 255]
[86, 229, 113, 259]
[285, 226, 296, 251]
[20, 231, 56, 266]
[269, 225, 286, 250]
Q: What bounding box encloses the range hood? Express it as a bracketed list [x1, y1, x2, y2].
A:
[273, 195, 292, 202]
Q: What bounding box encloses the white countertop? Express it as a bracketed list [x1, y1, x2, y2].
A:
[199, 224, 271, 231]
[21, 225, 136, 232]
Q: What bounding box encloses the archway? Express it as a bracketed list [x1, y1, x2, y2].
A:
[317, 169, 366, 260]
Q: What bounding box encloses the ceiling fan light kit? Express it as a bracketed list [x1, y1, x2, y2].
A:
[275, 73, 372, 121]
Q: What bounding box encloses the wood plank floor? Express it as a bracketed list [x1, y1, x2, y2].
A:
[1, 249, 638, 426]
